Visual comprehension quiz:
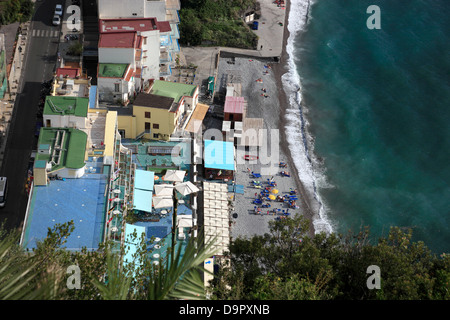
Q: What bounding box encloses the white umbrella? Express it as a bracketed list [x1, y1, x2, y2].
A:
[153, 196, 173, 209]
[175, 181, 199, 196]
[154, 184, 174, 196]
[177, 215, 193, 228]
[163, 169, 186, 182]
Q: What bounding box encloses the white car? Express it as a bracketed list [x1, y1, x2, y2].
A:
[52, 15, 61, 26]
[54, 4, 63, 16]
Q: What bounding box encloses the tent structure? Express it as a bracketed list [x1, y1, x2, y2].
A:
[153, 196, 173, 209]
[202, 181, 230, 255]
[163, 169, 186, 182]
[175, 181, 199, 196]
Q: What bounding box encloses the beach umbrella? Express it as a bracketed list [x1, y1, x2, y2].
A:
[154, 184, 174, 196]
[153, 196, 173, 209]
[154, 176, 159, 180]
[269, 194, 276, 200]
[175, 181, 199, 196]
[163, 169, 186, 182]
[272, 189, 279, 194]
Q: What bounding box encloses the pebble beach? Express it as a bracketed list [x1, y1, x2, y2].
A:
[215, 56, 312, 240]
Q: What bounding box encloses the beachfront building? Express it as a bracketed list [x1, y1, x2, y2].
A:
[115, 80, 199, 140]
[114, 79, 199, 141]
[97, 63, 135, 104]
[97, 0, 180, 37]
[98, 17, 174, 88]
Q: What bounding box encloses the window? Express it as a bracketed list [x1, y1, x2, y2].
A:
[114, 83, 120, 92]
[152, 123, 159, 129]
[145, 122, 151, 131]
[145, 112, 151, 118]
[153, 133, 159, 139]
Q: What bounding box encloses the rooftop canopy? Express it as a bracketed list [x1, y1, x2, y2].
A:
[204, 140, 235, 171]
[134, 169, 155, 191]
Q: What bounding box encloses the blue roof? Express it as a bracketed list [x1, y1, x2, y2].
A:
[89, 86, 97, 109]
[133, 188, 152, 212]
[204, 140, 235, 171]
[23, 174, 107, 251]
[134, 169, 154, 191]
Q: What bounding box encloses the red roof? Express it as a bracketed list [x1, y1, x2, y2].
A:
[224, 96, 245, 114]
[56, 67, 79, 78]
[99, 18, 171, 33]
[156, 21, 171, 33]
[99, 32, 137, 48]
[124, 67, 135, 82]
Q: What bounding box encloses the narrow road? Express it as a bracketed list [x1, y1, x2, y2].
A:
[0, 0, 63, 232]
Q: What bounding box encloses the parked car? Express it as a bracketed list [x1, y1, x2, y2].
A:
[52, 15, 61, 26]
[54, 4, 63, 16]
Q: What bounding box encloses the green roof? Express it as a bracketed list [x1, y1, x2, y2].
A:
[36, 127, 87, 170]
[98, 63, 129, 78]
[43, 96, 89, 117]
[150, 80, 197, 104]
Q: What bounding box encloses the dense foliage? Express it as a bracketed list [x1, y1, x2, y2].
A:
[0, 221, 215, 300]
[179, 0, 258, 49]
[208, 215, 450, 300]
[0, 0, 34, 25]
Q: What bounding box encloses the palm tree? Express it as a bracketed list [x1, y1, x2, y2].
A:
[92, 230, 217, 300]
[0, 230, 61, 300]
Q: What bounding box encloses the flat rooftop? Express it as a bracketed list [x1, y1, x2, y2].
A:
[99, 17, 171, 33]
[23, 164, 108, 251]
[44, 96, 89, 117]
[98, 63, 129, 78]
[99, 32, 141, 48]
[36, 127, 87, 171]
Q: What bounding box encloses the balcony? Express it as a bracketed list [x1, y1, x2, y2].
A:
[165, 0, 180, 10]
[159, 64, 172, 77]
[160, 50, 172, 63]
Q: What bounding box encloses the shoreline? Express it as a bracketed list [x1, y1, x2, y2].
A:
[272, 0, 316, 236]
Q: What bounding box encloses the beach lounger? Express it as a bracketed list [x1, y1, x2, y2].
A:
[253, 199, 262, 204]
[252, 172, 262, 178]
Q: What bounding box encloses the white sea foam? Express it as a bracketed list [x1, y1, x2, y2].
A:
[282, 0, 334, 235]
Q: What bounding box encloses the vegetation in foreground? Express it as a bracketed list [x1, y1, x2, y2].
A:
[208, 215, 450, 300]
[179, 0, 259, 49]
[0, 214, 448, 300]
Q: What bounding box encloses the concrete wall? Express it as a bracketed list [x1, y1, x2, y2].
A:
[98, 47, 135, 67]
[43, 114, 87, 129]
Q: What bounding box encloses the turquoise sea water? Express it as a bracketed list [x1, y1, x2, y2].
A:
[287, 0, 450, 253]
